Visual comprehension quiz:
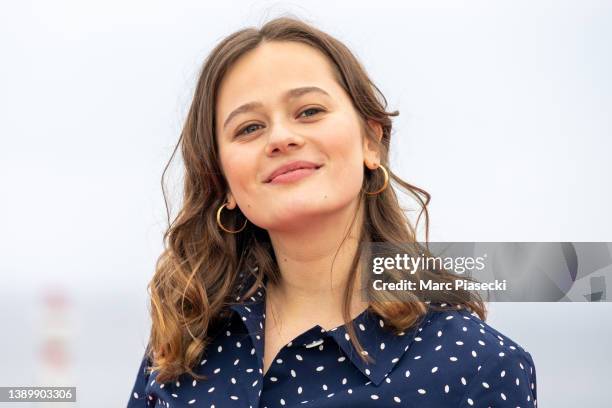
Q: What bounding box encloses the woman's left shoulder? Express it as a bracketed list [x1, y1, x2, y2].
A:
[422, 306, 532, 356]
[412, 306, 538, 407]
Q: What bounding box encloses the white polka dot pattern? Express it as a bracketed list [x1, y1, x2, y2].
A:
[127, 273, 537, 407]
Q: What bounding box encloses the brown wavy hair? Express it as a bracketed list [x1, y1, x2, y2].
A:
[145, 15, 487, 383]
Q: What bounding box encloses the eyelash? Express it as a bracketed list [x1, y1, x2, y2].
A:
[235, 107, 324, 137]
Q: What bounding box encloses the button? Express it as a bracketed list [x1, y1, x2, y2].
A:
[304, 339, 324, 348]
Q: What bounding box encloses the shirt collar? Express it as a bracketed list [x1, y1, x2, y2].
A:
[228, 269, 433, 386]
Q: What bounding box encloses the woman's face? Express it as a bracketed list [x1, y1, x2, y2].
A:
[215, 40, 381, 231]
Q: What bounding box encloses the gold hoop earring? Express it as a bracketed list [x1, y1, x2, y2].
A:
[364, 164, 389, 195]
[216, 202, 248, 233]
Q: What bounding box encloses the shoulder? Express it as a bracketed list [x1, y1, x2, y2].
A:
[398, 306, 538, 407]
[419, 306, 531, 356]
[127, 351, 156, 407]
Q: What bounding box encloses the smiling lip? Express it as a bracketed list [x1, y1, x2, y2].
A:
[265, 161, 323, 184]
[267, 167, 321, 184]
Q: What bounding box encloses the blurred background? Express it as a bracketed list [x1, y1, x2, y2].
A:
[1, 0, 611, 406]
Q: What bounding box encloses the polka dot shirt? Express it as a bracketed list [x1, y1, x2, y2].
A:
[128, 273, 537, 407]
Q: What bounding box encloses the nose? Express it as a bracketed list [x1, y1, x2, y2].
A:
[264, 120, 305, 156]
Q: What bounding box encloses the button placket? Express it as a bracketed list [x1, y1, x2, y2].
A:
[304, 338, 325, 348]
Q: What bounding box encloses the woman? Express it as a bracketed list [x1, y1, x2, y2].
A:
[128, 17, 537, 407]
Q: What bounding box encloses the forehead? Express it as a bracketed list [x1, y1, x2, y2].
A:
[216, 41, 342, 119]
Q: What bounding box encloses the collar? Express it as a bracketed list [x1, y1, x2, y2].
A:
[227, 269, 433, 386]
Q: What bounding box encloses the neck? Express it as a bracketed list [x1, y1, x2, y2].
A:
[266, 196, 369, 327]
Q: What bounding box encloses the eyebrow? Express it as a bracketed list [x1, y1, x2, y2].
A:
[222, 86, 331, 131]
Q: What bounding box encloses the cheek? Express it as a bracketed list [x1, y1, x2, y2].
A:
[317, 117, 365, 195]
[320, 112, 363, 153]
[220, 148, 254, 194]
[334, 156, 365, 196]
[321, 116, 364, 167]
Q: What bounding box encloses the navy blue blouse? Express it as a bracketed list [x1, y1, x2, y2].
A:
[128, 273, 537, 407]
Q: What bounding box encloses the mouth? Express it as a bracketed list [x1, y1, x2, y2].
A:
[266, 165, 323, 185]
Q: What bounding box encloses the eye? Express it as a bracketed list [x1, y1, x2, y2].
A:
[235, 123, 263, 137]
[234, 107, 324, 138]
[299, 107, 324, 118]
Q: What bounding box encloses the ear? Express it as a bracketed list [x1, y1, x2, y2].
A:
[225, 193, 236, 209]
[362, 119, 383, 169]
